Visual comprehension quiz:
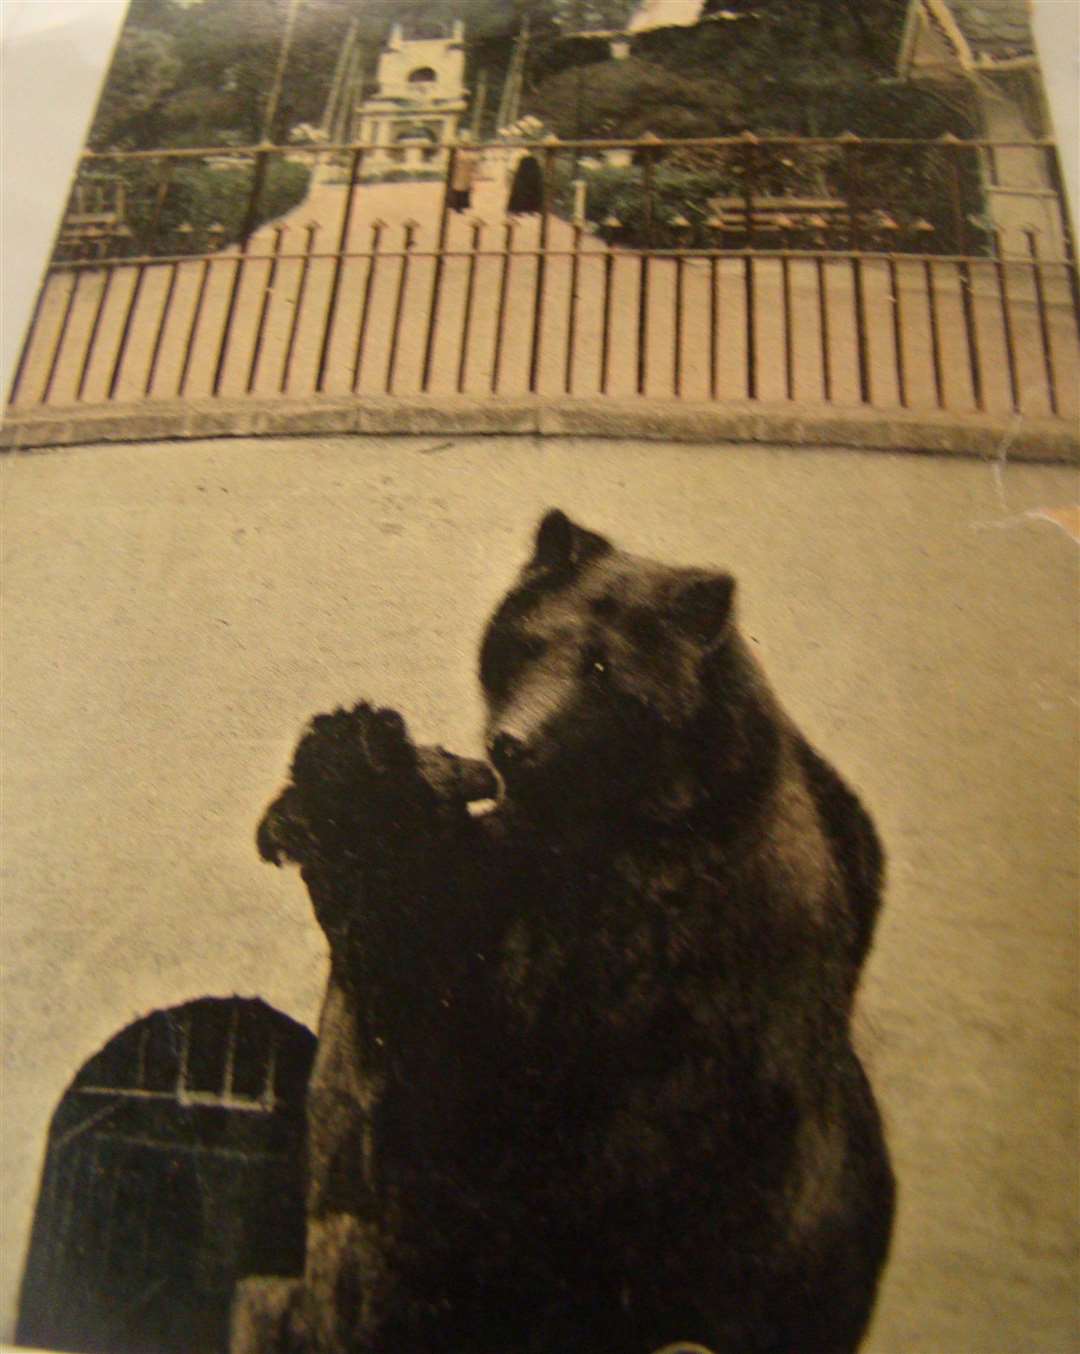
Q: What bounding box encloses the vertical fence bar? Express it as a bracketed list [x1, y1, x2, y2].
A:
[420, 145, 458, 393]
[281, 222, 319, 394]
[947, 139, 983, 411]
[178, 255, 214, 397]
[8, 278, 50, 405]
[1043, 143, 1080, 336]
[144, 260, 180, 397]
[1027, 230, 1058, 416]
[992, 230, 1020, 413]
[107, 262, 149, 399]
[38, 272, 81, 405]
[491, 221, 514, 395]
[744, 254, 756, 401]
[75, 266, 115, 401]
[247, 225, 286, 393]
[457, 220, 483, 394]
[633, 153, 660, 398]
[845, 137, 871, 403]
[315, 145, 364, 393]
[852, 255, 871, 403]
[742, 135, 757, 400]
[564, 221, 582, 395]
[213, 148, 269, 396]
[386, 220, 417, 394]
[528, 144, 557, 395]
[636, 145, 656, 397]
[780, 252, 793, 400]
[816, 255, 832, 404]
[957, 252, 983, 411]
[887, 256, 907, 409]
[636, 251, 651, 396]
[923, 258, 945, 409]
[351, 220, 383, 391]
[673, 252, 685, 398]
[599, 240, 614, 396]
[709, 253, 719, 401]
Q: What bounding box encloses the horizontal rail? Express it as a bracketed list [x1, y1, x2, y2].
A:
[77, 136, 1062, 161]
[43, 247, 1080, 270]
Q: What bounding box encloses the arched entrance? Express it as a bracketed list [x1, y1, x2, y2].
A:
[16, 996, 316, 1354]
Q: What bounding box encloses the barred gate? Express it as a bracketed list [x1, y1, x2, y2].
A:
[8, 136, 1080, 422]
[16, 998, 314, 1354]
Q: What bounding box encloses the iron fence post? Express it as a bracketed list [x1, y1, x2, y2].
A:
[38, 271, 80, 406]
[992, 228, 1020, 412]
[352, 219, 385, 392]
[213, 147, 272, 395]
[599, 235, 614, 397]
[387, 219, 417, 394]
[945, 138, 983, 410]
[76, 268, 115, 401]
[315, 144, 365, 393]
[281, 221, 319, 393]
[108, 263, 149, 399]
[842, 133, 871, 403]
[528, 140, 558, 396]
[564, 221, 582, 395]
[491, 220, 515, 395]
[145, 259, 181, 397]
[1027, 228, 1059, 416]
[636, 137, 659, 397]
[457, 220, 483, 394]
[421, 143, 458, 392]
[4, 272, 41, 402]
[1042, 142, 1080, 334]
[741, 133, 758, 399]
[248, 225, 288, 393]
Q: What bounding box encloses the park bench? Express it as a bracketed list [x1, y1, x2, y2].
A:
[706, 195, 848, 244]
[704, 195, 929, 249]
[58, 177, 131, 259]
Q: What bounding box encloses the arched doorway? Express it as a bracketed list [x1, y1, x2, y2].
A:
[16, 996, 316, 1354]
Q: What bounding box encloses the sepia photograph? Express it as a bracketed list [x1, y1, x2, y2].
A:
[1, 1, 1077, 1352]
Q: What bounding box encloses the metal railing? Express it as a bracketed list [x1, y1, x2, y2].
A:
[8, 135, 1079, 420]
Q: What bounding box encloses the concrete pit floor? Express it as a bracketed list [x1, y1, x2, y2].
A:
[2, 433, 1077, 1351]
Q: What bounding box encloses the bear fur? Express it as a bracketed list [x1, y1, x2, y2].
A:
[244, 509, 894, 1354]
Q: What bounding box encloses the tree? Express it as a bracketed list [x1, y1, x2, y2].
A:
[528, 56, 737, 138]
[89, 28, 182, 149]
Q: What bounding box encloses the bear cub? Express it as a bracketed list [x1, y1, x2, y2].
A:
[252, 509, 894, 1354]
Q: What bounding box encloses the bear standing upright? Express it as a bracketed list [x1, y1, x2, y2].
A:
[240, 510, 894, 1354]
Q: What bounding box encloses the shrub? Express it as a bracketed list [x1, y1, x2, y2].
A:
[100, 156, 313, 255]
[550, 137, 983, 255]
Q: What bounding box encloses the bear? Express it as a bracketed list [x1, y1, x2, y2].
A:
[239, 508, 895, 1354]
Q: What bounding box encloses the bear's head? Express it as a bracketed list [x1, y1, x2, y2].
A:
[479, 510, 778, 830]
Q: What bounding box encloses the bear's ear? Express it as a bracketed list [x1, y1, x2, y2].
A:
[673, 572, 736, 647]
[529, 509, 611, 574]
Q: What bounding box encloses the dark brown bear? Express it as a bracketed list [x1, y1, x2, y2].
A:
[242, 510, 894, 1354]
